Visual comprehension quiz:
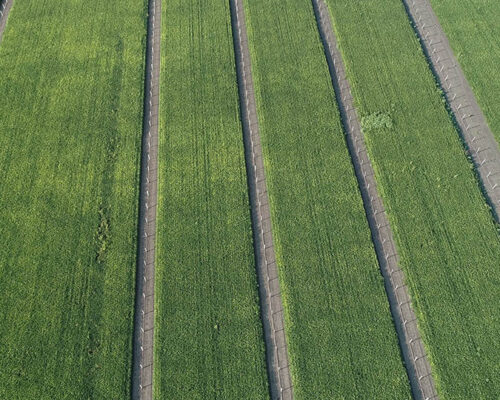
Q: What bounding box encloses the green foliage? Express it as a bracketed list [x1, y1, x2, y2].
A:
[326, 0, 500, 397]
[0, 0, 147, 398]
[430, 0, 500, 143]
[244, 1, 411, 398]
[154, 1, 268, 398]
[361, 111, 393, 132]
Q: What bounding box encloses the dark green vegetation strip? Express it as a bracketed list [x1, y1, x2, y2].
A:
[429, 0, 500, 143]
[326, 0, 500, 397]
[243, 0, 411, 398]
[154, 0, 268, 398]
[0, 0, 147, 399]
[314, 1, 436, 398]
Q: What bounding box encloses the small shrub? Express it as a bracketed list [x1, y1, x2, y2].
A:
[361, 111, 393, 132]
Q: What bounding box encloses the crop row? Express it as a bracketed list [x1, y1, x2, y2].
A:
[243, 0, 412, 398]
[430, 0, 500, 144]
[154, 0, 268, 398]
[326, 0, 500, 397]
[0, 0, 147, 398]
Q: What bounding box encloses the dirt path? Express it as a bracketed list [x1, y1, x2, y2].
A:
[312, 1, 438, 399]
[0, 0, 13, 43]
[403, 0, 500, 222]
[229, 1, 293, 399]
[131, 0, 160, 398]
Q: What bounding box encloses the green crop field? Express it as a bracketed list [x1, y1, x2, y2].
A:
[154, 0, 268, 398]
[326, 0, 500, 397]
[0, 0, 146, 399]
[429, 0, 500, 142]
[2, 0, 500, 397]
[244, 0, 411, 398]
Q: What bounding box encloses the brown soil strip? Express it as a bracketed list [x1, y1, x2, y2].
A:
[402, 0, 500, 223]
[131, 0, 160, 398]
[0, 0, 13, 43]
[230, 1, 293, 399]
[312, 1, 438, 399]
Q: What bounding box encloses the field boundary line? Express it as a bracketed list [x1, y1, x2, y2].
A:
[0, 0, 13, 43]
[131, 0, 160, 398]
[402, 0, 500, 222]
[229, 1, 293, 399]
[312, 1, 438, 399]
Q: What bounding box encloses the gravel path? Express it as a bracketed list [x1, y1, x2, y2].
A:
[0, 0, 13, 43]
[312, 1, 438, 399]
[402, 0, 500, 222]
[131, 0, 160, 398]
[230, 1, 293, 399]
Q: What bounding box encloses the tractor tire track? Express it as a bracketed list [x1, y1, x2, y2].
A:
[403, 0, 500, 223]
[230, 1, 293, 399]
[312, 1, 438, 399]
[131, 0, 160, 398]
[0, 0, 13, 43]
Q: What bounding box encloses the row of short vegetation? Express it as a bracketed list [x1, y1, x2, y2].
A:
[0, 0, 147, 398]
[244, 0, 412, 398]
[429, 0, 500, 144]
[154, 0, 269, 398]
[326, 0, 500, 397]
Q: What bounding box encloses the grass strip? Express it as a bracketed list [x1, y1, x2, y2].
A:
[429, 0, 500, 144]
[326, 0, 500, 397]
[243, 0, 412, 398]
[0, 0, 147, 398]
[154, 0, 269, 398]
